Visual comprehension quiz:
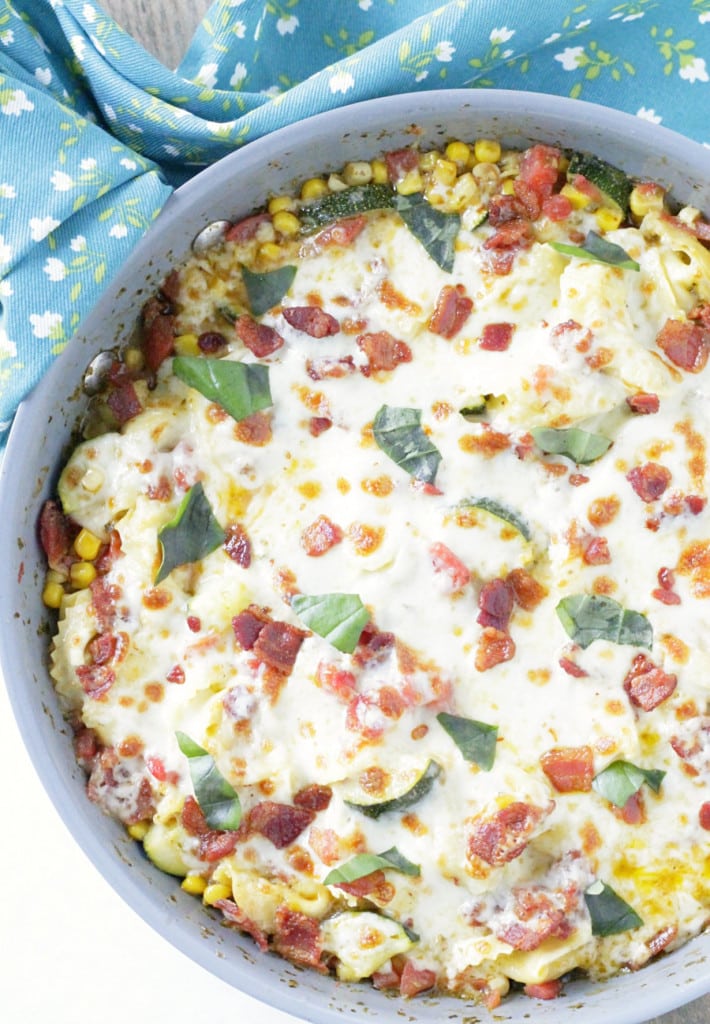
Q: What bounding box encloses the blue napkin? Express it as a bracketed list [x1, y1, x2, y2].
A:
[1, 0, 709, 446]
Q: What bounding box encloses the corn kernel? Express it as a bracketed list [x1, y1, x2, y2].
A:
[258, 242, 282, 262]
[80, 466, 105, 493]
[560, 182, 591, 210]
[370, 159, 388, 184]
[300, 177, 329, 201]
[173, 332, 200, 356]
[46, 568, 67, 584]
[449, 172, 480, 212]
[472, 162, 501, 189]
[419, 150, 440, 172]
[127, 821, 150, 841]
[203, 882, 232, 906]
[595, 207, 623, 232]
[42, 580, 64, 609]
[272, 210, 300, 236]
[433, 158, 458, 188]
[500, 178, 516, 195]
[123, 347, 144, 373]
[395, 169, 423, 196]
[327, 173, 348, 193]
[474, 138, 501, 164]
[181, 874, 207, 896]
[342, 161, 373, 186]
[70, 561, 97, 589]
[74, 528, 102, 561]
[268, 194, 296, 215]
[445, 141, 471, 169]
[629, 183, 665, 219]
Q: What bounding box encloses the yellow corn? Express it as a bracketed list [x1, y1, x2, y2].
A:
[395, 169, 423, 196]
[370, 159, 388, 184]
[80, 466, 105, 493]
[474, 138, 501, 164]
[300, 177, 329, 201]
[500, 178, 516, 195]
[123, 347, 144, 373]
[342, 161, 373, 186]
[433, 158, 458, 188]
[173, 333, 200, 357]
[326, 173, 348, 192]
[595, 206, 623, 233]
[203, 882, 232, 906]
[42, 579, 64, 609]
[560, 182, 591, 210]
[445, 140, 471, 169]
[629, 183, 665, 219]
[181, 874, 207, 896]
[472, 162, 501, 189]
[127, 821, 150, 840]
[268, 194, 296, 215]
[258, 241, 282, 262]
[272, 210, 300, 236]
[70, 561, 97, 589]
[74, 528, 102, 561]
[419, 150, 440, 172]
[449, 172, 480, 212]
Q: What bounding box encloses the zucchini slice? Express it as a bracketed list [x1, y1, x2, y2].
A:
[300, 183, 395, 231]
[345, 760, 441, 819]
[567, 151, 633, 218]
[456, 497, 531, 541]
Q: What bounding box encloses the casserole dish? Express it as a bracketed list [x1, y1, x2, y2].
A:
[1, 89, 709, 1022]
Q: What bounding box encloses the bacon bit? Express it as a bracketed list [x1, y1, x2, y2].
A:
[559, 656, 588, 678]
[542, 194, 572, 222]
[224, 211, 271, 243]
[301, 514, 343, 556]
[282, 305, 339, 337]
[519, 143, 562, 199]
[428, 284, 473, 339]
[652, 565, 681, 605]
[623, 653, 677, 711]
[524, 980, 563, 1001]
[647, 924, 678, 957]
[272, 906, 326, 971]
[467, 801, 550, 866]
[293, 784, 332, 812]
[475, 627, 515, 672]
[568, 472, 589, 488]
[39, 499, 74, 570]
[699, 803, 710, 830]
[181, 795, 209, 835]
[656, 317, 710, 373]
[627, 391, 660, 414]
[626, 462, 672, 502]
[141, 298, 175, 372]
[384, 147, 419, 183]
[482, 219, 534, 275]
[94, 528, 122, 573]
[686, 494, 706, 515]
[75, 663, 116, 698]
[372, 967, 401, 991]
[480, 322, 514, 352]
[232, 604, 271, 650]
[197, 331, 226, 354]
[88, 632, 118, 666]
[540, 746, 594, 792]
[236, 315, 284, 357]
[357, 330, 413, 375]
[224, 522, 252, 567]
[477, 578, 514, 631]
[429, 541, 470, 593]
[346, 693, 387, 740]
[309, 416, 332, 436]
[90, 576, 122, 631]
[306, 355, 356, 381]
[107, 380, 142, 425]
[253, 620, 308, 675]
[200, 830, 241, 862]
[583, 536, 611, 566]
[233, 410, 272, 447]
[334, 869, 395, 904]
[312, 215, 367, 250]
[166, 664, 185, 684]
[186, 615, 201, 633]
[352, 623, 395, 667]
[215, 898, 269, 951]
[248, 801, 316, 848]
[399, 960, 437, 998]
[613, 790, 646, 825]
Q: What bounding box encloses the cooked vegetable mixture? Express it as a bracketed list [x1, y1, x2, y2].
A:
[41, 135, 710, 1007]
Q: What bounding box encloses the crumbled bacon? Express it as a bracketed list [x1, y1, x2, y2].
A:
[626, 391, 660, 414]
[357, 330, 412, 375]
[107, 380, 142, 425]
[224, 522, 252, 567]
[623, 653, 677, 711]
[398, 960, 437, 998]
[293, 784, 332, 812]
[480, 322, 514, 352]
[214, 898, 269, 950]
[428, 284, 473, 339]
[540, 746, 594, 793]
[272, 905, 326, 971]
[248, 801, 316, 848]
[626, 462, 672, 502]
[656, 317, 710, 373]
[477, 578, 514, 631]
[236, 315, 284, 357]
[467, 801, 551, 866]
[301, 514, 343, 556]
[282, 305, 339, 338]
[253, 620, 308, 675]
[39, 499, 74, 571]
[475, 627, 515, 672]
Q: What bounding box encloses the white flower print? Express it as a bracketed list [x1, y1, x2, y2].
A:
[103, 103, 116, 121]
[637, 107, 662, 124]
[555, 46, 585, 71]
[127, 123, 143, 133]
[50, 170, 74, 191]
[70, 235, 87, 252]
[359, 0, 373, 9]
[329, 70, 355, 95]
[43, 257, 68, 282]
[119, 157, 137, 170]
[35, 67, 53, 85]
[1, 89, 34, 116]
[576, 19, 591, 29]
[544, 32, 561, 44]
[0, 183, 16, 199]
[0, 279, 13, 297]
[231, 21, 246, 39]
[679, 57, 709, 84]
[230, 62, 248, 88]
[29, 311, 63, 339]
[415, 71, 429, 83]
[82, 3, 96, 21]
[71, 36, 87, 61]
[29, 217, 60, 241]
[489, 27, 514, 45]
[0, 326, 17, 358]
[80, 157, 97, 170]
[109, 224, 128, 239]
[0, 233, 12, 266]
[435, 41, 455, 63]
[194, 63, 218, 88]
[0, 30, 15, 45]
[276, 15, 299, 36]
[162, 144, 180, 157]
[700, 13, 710, 24]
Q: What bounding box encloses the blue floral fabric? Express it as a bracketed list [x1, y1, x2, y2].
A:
[0, 0, 709, 446]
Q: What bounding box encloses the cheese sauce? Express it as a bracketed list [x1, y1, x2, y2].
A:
[43, 140, 710, 1007]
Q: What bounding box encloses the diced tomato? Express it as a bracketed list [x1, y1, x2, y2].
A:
[524, 980, 563, 1001]
[429, 541, 470, 593]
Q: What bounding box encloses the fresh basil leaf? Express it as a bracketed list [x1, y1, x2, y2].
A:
[393, 193, 460, 273]
[176, 731, 242, 830]
[550, 231, 640, 271]
[241, 263, 297, 316]
[373, 405, 442, 485]
[531, 426, 612, 464]
[156, 482, 226, 584]
[300, 183, 395, 230]
[459, 497, 531, 541]
[323, 847, 421, 886]
[556, 594, 652, 650]
[290, 592, 370, 654]
[173, 356, 272, 422]
[592, 760, 665, 808]
[437, 712, 498, 770]
[346, 761, 441, 819]
[584, 880, 643, 936]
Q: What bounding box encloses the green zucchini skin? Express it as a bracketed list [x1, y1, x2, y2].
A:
[300, 183, 395, 231]
[567, 151, 633, 217]
[345, 760, 441, 819]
